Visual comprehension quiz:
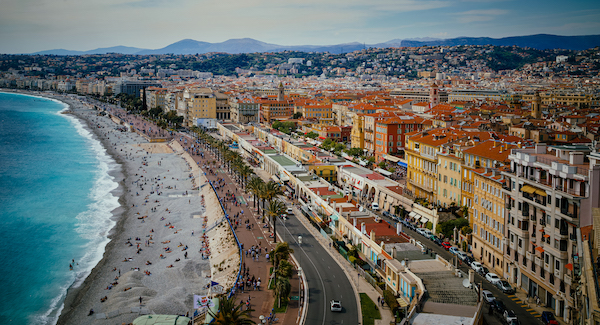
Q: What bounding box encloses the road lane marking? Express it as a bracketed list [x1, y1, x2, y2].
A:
[526, 309, 534, 311]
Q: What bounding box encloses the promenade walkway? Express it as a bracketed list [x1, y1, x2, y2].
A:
[176, 133, 301, 324]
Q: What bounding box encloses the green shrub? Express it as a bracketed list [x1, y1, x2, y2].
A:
[383, 289, 399, 312]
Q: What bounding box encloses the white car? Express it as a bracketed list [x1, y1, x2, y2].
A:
[286, 207, 293, 214]
[371, 202, 379, 210]
[456, 251, 468, 261]
[330, 300, 342, 312]
[485, 272, 501, 285]
[470, 261, 483, 273]
[481, 290, 495, 303]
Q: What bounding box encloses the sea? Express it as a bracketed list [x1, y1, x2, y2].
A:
[0, 92, 121, 324]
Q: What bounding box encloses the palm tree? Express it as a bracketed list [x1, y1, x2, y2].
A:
[274, 276, 291, 308]
[238, 165, 254, 188]
[266, 199, 286, 243]
[246, 177, 264, 210]
[271, 242, 293, 270]
[207, 295, 256, 325]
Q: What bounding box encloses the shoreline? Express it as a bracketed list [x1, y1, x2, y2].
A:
[2, 89, 238, 324]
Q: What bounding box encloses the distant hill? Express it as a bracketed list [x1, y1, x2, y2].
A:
[399, 34, 600, 51]
[30, 34, 600, 55]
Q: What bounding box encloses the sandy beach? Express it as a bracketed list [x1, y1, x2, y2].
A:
[38, 94, 241, 324]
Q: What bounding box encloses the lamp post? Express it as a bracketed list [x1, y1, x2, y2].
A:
[298, 267, 303, 318]
[297, 236, 302, 268]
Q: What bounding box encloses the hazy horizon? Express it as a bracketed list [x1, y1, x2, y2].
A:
[1, 0, 599, 54]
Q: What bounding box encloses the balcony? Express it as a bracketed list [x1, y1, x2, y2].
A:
[408, 179, 434, 192]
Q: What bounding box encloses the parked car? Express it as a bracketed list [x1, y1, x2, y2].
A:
[478, 266, 489, 276]
[449, 247, 459, 255]
[286, 207, 293, 214]
[456, 251, 468, 261]
[471, 261, 484, 273]
[481, 290, 495, 303]
[485, 272, 501, 285]
[330, 300, 342, 312]
[504, 310, 518, 324]
[432, 237, 442, 246]
[463, 256, 474, 266]
[371, 202, 379, 210]
[441, 242, 452, 250]
[541, 311, 559, 325]
[490, 299, 506, 315]
[496, 280, 515, 294]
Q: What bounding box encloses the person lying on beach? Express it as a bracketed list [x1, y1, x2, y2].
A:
[100, 296, 108, 302]
[124, 287, 132, 291]
[175, 258, 180, 262]
[167, 264, 174, 268]
[146, 261, 152, 265]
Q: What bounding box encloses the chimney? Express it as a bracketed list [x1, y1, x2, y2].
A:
[397, 222, 402, 235]
[361, 222, 366, 234]
[353, 218, 357, 228]
[493, 141, 497, 148]
[392, 246, 397, 259]
[370, 229, 376, 242]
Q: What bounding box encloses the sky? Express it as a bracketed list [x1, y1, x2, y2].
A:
[1, 0, 599, 54]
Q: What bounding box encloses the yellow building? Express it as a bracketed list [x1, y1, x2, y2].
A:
[437, 148, 463, 208]
[183, 87, 216, 126]
[350, 114, 365, 149]
[307, 164, 337, 182]
[302, 104, 334, 125]
[405, 130, 446, 203]
[471, 168, 506, 275]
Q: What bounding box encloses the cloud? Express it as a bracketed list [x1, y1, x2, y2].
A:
[455, 8, 508, 23]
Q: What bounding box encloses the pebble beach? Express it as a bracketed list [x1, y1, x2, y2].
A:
[48, 95, 240, 325]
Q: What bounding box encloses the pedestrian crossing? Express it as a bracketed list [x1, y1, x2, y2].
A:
[506, 295, 541, 317]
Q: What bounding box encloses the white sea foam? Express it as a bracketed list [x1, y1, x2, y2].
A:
[33, 106, 120, 325]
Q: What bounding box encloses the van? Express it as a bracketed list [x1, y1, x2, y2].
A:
[371, 202, 379, 210]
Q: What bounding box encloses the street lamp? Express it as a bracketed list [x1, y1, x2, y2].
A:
[297, 236, 302, 267]
[298, 267, 303, 318]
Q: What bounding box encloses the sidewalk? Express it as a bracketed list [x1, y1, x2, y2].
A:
[509, 287, 567, 324]
[180, 138, 300, 324]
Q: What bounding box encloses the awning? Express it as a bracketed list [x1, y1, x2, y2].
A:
[420, 216, 429, 223]
[521, 185, 536, 194]
[397, 297, 409, 308]
[535, 246, 545, 253]
[279, 173, 290, 182]
[271, 175, 280, 182]
[383, 154, 401, 163]
[409, 211, 417, 218]
[534, 189, 547, 196]
[565, 263, 573, 271]
[543, 234, 550, 238]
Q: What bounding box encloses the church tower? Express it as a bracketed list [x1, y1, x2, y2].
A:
[531, 91, 541, 119]
[277, 82, 285, 101]
[429, 83, 439, 106]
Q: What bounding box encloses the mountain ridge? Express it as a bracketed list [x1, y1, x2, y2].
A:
[29, 34, 600, 55]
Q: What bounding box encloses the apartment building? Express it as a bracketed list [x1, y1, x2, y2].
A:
[502, 143, 600, 322]
[437, 147, 463, 208]
[472, 168, 506, 276]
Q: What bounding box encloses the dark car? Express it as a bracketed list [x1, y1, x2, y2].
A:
[541, 311, 559, 325]
[490, 299, 506, 315]
[478, 266, 489, 276]
[463, 256, 474, 266]
[432, 237, 442, 246]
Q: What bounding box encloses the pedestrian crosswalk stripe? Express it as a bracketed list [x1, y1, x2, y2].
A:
[534, 314, 541, 317]
[507, 295, 515, 298]
[521, 304, 529, 308]
[526, 309, 534, 311]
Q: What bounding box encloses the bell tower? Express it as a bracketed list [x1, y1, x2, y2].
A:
[277, 82, 285, 101]
[531, 91, 541, 119]
[429, 83, 439, 106]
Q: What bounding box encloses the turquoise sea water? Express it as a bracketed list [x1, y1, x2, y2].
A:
[0, 92, 120, 324]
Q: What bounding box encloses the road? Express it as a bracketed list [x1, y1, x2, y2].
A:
[372, 210, 542, 325]
[276, 204, 358, 325]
